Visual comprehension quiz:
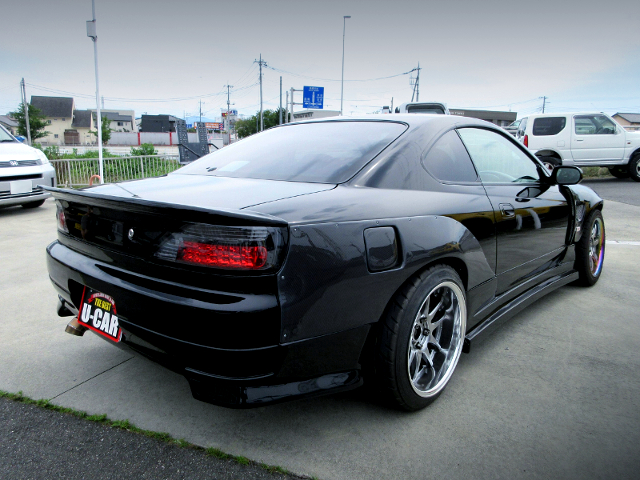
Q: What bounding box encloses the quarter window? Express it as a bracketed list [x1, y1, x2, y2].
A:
[422, 130, 478, 183]
[457, 128, 540, 184]
[532, 117, 566, 136]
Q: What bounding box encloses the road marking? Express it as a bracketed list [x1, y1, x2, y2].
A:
[606, 240, 640, 246]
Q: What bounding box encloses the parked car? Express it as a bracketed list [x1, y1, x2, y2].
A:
[515, 112, 640, 180]
[46, 115, 604, 411]
[394, 102, 450, 114]
[503, 119, 521, 136]
[0, 124, 56, 208]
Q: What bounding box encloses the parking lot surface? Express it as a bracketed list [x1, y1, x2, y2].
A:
[1, 188, 639, 480]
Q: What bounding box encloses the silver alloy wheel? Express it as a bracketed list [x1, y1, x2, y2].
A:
[407, 281, 466, 398]
[589, 217, 605, 276]
[636, 160, 640, 177]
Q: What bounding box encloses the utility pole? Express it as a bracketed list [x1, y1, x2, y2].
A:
[199, 100, 203, 123]
[541, 96, 547, 113]
[20, 78, 32, 145]
[410, 63, 421, 103]
[290, 88, 294, 122]
[224, 84, 233, 114]
[101, 96, 105, 109]
[87, 0, 103, 183]
[285, 91, 289, 124]
[340, 15, 351, 116]
[279, 76, 283, 125]
[254, 54, 267, 131]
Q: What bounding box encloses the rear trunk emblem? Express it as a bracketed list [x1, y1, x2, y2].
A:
[128, 229, 135, 240]
[9, 160, 18, 166]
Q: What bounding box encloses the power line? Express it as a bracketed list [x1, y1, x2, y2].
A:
[265, 65, 417, 83]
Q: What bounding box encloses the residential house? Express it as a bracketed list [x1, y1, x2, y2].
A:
[612, 113, 640, 131]
[30, 96, 75, 145]
[0, 115, 19, 135]
[89, 109, 137, 132]
[140, 114, 180, 132]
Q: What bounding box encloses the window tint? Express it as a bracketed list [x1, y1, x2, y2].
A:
[574, 115, 617, 135]
[422, 130, 478, 183]
[532, 117, 566, 136]
[407, 105, 446, 114]
[457, 128, 540, 184]
[175, 121, 407, 184]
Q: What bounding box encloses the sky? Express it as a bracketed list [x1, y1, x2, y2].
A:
[1, 0, 639, 122]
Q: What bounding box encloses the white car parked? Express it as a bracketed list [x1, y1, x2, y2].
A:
[0, 125, 56, 208]
[515, 112, 640, 181]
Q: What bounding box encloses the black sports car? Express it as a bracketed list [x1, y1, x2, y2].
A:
[46, 115, 605, 411]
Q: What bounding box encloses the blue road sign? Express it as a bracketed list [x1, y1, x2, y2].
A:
[303, 86, 324, 109]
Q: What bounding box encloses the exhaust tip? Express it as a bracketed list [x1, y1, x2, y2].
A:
[65, 318, 87, 337]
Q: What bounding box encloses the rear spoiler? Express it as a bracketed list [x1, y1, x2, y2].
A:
[43, 186, 288, 227]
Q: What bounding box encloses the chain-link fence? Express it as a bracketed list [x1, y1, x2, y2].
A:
[51, 155, 182, 187]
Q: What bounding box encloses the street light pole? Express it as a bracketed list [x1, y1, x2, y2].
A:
[340, 15, 351, 116]
[87, 0, 103, 183]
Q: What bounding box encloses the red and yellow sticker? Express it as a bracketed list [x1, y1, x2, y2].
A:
[77, 288, 122, 342]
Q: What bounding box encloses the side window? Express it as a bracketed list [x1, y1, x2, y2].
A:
[422, 130, 478, 183]
[575, 115, 617, 135]
[532, 117, 566, 136]
[457, 128, 540, 184]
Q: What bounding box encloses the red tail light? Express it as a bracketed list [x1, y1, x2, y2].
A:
[178, 241, 267, 269]
[56, 201, 69, 233]
[155, 223, 287, 272]
[524, 134, 529, 148]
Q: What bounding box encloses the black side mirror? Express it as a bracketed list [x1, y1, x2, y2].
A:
[552, 166, 582, 185]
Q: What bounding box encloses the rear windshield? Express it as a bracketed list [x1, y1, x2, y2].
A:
[407, 105, 446, 114]
[532, 117, 566, 136]
[174, 121, 407, 183]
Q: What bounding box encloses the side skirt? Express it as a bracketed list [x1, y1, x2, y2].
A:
[463, 269, 579, 353]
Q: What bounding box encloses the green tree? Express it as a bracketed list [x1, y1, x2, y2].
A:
[9, 103, 50, 140]
[90, 116, 112, 144]
[235, 108, 287, 139]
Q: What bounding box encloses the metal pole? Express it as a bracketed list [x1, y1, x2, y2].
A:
[279, 76, 283, 125]
[340, 15, 351, 116]
[290, 88, 294, 122]
[88, 0, 103, 183]
[20, 78, 32, 145]
[415, 63, 420, 102]
[285, 91, 289, 124]
[259, 54, 264, 131]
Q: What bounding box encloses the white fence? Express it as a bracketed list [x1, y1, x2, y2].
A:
[51, 155, 182, 187]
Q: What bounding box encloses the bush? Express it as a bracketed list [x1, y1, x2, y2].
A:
[130, 143, 158, 156]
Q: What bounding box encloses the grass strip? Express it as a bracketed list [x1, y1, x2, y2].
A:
[0, 389, 307, 478]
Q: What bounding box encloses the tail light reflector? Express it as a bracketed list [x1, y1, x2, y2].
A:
[524, 134, 529, 148]
[155, 223, 287, 272]
[178, 241, 267, 269]
[56, 201, 69, 233]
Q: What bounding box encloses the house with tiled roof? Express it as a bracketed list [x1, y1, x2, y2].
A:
[0, 115, 19, 135]
[612, 113, 640, 131]
[30, 96, 75, 144]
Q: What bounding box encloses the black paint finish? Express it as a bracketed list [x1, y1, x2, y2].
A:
[44, 114, 604, 407]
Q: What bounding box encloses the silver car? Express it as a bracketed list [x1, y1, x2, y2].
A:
[0, 125, 56, 208]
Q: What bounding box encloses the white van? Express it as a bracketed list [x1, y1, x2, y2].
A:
[0, 125, 56, 208]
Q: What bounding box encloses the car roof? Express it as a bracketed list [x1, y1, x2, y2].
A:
[283, 114, 500, 131]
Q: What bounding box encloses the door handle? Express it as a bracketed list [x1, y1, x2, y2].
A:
[575, 139, 584, 142]
[499, 203, 515, 218]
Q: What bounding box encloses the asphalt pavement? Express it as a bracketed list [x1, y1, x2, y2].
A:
[1, 179, 639, 480]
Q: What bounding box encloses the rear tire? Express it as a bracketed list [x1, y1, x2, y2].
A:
[575, 209, 605, 286]
[21, 200, 45, 209]
[629, 155, 640, 182]
[608, 167, 630, 179]
[375, 265, 466, 411]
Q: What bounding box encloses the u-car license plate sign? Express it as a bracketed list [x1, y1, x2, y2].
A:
[77, 288, 122, 342]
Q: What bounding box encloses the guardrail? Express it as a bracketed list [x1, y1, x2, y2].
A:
[50, 155, 182, 188]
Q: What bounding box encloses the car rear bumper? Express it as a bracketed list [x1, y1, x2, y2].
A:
[47, 240, 367, 407]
